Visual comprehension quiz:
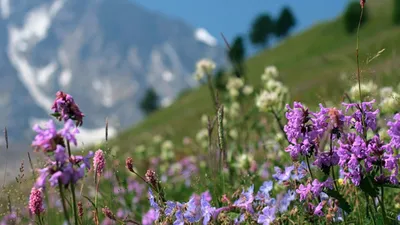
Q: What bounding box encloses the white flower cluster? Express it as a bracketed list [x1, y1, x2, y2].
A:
[196, 128, 209, 148]
[256, 65, 288, 112]
[379, 86, 400, 114]
[194, 58, 216, 81]
[348, 81, 378, 101]
[226, 77, 244, 98]
[161, 140, 175, 160]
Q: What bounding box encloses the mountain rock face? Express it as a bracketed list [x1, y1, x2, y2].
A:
[0, 0, 226, 148]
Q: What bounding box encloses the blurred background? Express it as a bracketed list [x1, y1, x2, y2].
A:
[0, 0, 398, 183]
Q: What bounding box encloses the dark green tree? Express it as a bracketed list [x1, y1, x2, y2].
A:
[344, 1, 368, 34]
[394, 0, 400, 25]
[275, 6, 297, 38]
[214, 68, 227, 92]
[140, 87, 159, 115]
[228, 36, 246, 78]
[249, 13, 274, 48]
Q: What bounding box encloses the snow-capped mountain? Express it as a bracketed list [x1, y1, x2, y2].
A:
[0, 0, 226, 146]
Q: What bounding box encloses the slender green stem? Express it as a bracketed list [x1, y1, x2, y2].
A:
[206, 72, 218, 110]
[365, 193, 377, 225]
[66, 141, 79, 225]
[379, 165, 387, 223]
[356, 7, 364, 103]
[305, 156, 314, 180]
[59, 182, 71, 225]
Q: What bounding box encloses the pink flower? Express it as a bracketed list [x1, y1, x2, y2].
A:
[52, 91, 84, 126]
[29, 187, 44, 215]
[93, 149, 105, 175]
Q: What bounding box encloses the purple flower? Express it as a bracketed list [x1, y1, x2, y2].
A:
[388, 113, 400, 149]
[314, 151, 339, 169]
[296, 183, 311, 201]
[165, 201, 177, 216]
[343, 100, 379, 134]
[311, 179, 324, 196]
[0, 212, 18, 225]
[278, 190, 295, 213]
[200, 194, 216, 225]
[314, 202, 324, 216]
[291, 161, 308, 181]
[257, 206, 276, 225]
[272, 166, 293, 183]
[183, 197, 201, 223]
[142, 208, 159, 225]
[234, 214, 245, 224]
[148, 188, 160, 211]
[59, 119, 79, 146]
[32, 120, 59, 152]
[255, 181, 275, 205]
[233, 185, 254, 211]
[52, 91, 84, 126]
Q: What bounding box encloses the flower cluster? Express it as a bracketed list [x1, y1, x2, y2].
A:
[194, 58, 216, 81]
[256, 66, 288, 112]
[51, 91, 84, 126]
[144, 181, 296, 225]
[226, 77, 245, 98]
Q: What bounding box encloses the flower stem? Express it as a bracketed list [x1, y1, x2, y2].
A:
[66, 140, 79, 225]
[59, 181, 71, 225]
[356, 7, 364, 103]
[305, 156, 314, 180]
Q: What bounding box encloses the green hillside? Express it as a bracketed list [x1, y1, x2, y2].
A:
[115, 0, 400, 152]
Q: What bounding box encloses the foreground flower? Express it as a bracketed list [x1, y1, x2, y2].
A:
[257, 206, 276, 225]
[29, 187, 44, 216]
[32, 119, 79, 152]
[52, 91, 84, 126]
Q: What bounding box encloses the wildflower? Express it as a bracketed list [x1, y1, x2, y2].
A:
[52, 91, 84, 126]
[32, 119, 79, 152]
[78, 201, 84, 219]
[261, 66, 279, 82]
[360, 0, 366, 8]
[0, 212, 18, 225]
[102, 207, 116, 221]
[194, 59, 216, 81]
[229, 129, 239, 140]
[256, 90, 279, 112]
[201, 195, 216, 225]
[126, 157, 134, 173]
[257, 206, 276, 225]
[183, 197, 202, 223]
[296, 183, 311, 201]
[234, 214, 245, 224]
[343, 100, 379, 134]
[29, 187, 44, 215]
[278, 190, 296, 213]
[272, 166, 294, 183]
[243, 85, 254, 95]
[233, 185, 254, 211]
[93, 149, 105, 175]
[142, 208, 159, 225]
[387, 113, 400, 149]
[314, 201, 325, 217]
[348, 81, 377, 101]
[291, 161, 308, 181]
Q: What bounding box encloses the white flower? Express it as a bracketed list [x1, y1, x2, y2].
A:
[265, 79, 284, 91]
[243, 85, 254, 95]
[201, 114, 209, 125]
[380, 87, 394, 98]
[262, 66, 279, 81]
[229, 88, 240, 98]
[229, 102, 240, 118]
[349, 81, 378, 100]
[194, 58, 216, 81]
[153, 135, 163, 144]
[256, 90, 279, 112]
[135, 145, 146, 154]
[380, 92, 399, 114]
[226, 77, 244, 91]
[196, 128, 209, 143]
[229, 129, 238, 140]
[161, 140, 174, 151]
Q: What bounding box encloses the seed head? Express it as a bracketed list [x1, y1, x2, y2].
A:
[102, 207, 116, 221]
[145, 170, 157, 186]
[126, 157, 134, 173]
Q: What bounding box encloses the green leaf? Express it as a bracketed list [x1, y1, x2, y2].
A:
[359, 175, 379, 198]
[83, 195, 97, 208]
[50, 112, 61, 117]
[325, 189, 352, 213]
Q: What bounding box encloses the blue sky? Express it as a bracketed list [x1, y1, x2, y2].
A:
[132, 0, 349, 46]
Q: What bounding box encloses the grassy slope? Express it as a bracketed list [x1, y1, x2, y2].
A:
[116, 1, 399, 151]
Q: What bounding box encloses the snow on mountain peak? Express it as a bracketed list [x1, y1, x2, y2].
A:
[194, 28, 217, 47]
